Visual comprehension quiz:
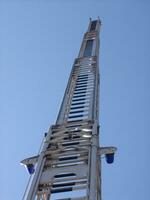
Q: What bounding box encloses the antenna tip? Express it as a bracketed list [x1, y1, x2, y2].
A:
[98, 17, 102, 25]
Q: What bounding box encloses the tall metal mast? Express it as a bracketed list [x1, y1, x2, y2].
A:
[21, 18, 117, 200]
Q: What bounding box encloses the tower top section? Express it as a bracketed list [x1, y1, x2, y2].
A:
[56, 19, 101, 125]
[87, 18, 101, 32]
[78, 18, 101, 59]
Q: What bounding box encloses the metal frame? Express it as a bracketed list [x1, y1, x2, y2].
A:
[21, 18, 117, 200]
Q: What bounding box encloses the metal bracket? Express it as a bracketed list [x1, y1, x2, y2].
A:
[98, 146, 117, 156]
[20, 155, 39, 166]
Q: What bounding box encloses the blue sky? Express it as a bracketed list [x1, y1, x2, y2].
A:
[0, 0, 150, 199]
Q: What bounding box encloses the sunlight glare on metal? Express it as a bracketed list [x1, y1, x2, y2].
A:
[82, 128, 92, 132]
[82, 134, 92, 138]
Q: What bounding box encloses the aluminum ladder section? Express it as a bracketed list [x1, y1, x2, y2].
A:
[23, 19, 101, 200]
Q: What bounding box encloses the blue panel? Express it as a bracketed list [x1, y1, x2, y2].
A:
[83, 40, 93, 57]
[26, 164, 35, 174]
[105, 153, 114, 164]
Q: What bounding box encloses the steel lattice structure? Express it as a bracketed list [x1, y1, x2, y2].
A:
[21, 18, 117, 200]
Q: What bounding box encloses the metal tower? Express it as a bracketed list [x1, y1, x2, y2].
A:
[21, 18, 117, 200]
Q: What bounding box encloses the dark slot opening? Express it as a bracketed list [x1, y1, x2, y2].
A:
[73, 94, 86, 98]
[57, 198, 71, 200]
[71, 102, 85, 106]
[53, 182, 75, 188]
[75, 88, 87, 92]
[77, 76, 93, 81]
[72, 135, 80, 139]
[69, 110, 84, 114]
[72, 98, 86, 102]
[78, 74, 88, 78]
[76, 78, 88, 82]
[69, 115, 84, 119]
[75, 85, 87, 89]
[62, 142, 79, 146]
[70, 106, 85, 110]
[76, 80, 88, 84]
[54, 173, 76, 178]
[76, 82, 88, 86]
[59, 156, 78, 161]
[73, 91, 87, 95]
[63, 137, 69, 140]
[51, 187, 73, 193]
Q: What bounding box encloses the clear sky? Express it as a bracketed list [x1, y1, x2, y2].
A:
[0, 0, 150, 199]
